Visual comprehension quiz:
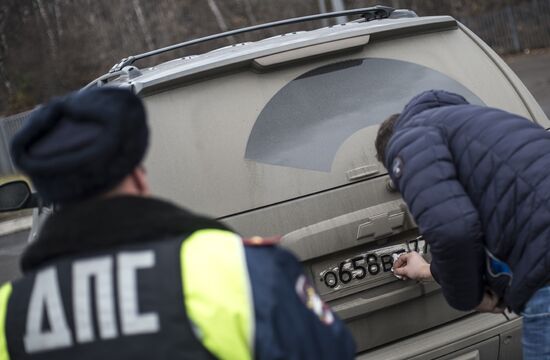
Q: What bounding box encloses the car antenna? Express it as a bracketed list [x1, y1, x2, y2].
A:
[109, 6, 394, 73]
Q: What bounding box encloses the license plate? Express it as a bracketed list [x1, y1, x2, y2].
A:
[317, 238, 427, 293]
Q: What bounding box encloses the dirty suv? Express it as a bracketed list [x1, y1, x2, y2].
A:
[2, 6, 548, 359]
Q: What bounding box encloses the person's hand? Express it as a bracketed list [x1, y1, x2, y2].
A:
[392, 251, 433, 281]
[475, 288, 505, 313]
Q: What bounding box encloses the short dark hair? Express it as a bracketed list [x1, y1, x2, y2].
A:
[375, 113, 400, 164]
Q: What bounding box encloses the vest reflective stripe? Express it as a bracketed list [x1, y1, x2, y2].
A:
[180, 230, 254, 360]
[0, 283, 12, 360]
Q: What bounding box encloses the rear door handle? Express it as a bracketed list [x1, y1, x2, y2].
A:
[332, 282, 440, 320]
[281, 200, 416, 261]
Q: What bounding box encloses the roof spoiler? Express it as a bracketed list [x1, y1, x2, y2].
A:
[109, 6, 396, 73]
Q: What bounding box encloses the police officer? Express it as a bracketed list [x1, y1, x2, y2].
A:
[0, 88, 356, 359]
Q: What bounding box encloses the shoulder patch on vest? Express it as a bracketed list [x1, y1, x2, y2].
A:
[295, 275, 334, 325]
[242, 236, 281, 246]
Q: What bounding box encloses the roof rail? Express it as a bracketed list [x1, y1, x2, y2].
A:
[109, 6, 394, 73]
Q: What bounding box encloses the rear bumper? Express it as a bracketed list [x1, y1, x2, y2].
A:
[357, 313, 522, 360]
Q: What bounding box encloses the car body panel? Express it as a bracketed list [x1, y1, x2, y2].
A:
[142, 24, 548, 220]
[123, 16, 458, 94]
[357, 313, 521, 359]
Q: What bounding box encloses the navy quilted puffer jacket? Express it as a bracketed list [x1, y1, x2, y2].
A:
[385, 90, 550, 313]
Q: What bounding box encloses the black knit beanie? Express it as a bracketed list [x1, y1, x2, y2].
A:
[10, 87, 149, 204]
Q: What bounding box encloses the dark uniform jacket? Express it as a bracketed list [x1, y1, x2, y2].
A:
[385, 90, 550, 313]
[0, 196, 355, 359]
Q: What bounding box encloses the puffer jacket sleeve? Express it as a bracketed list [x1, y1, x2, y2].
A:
[386, 125, 485, 311]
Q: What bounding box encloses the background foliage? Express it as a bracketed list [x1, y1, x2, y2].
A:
[0, 0, 544, 115]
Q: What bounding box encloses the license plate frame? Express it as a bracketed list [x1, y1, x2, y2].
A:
[313, 238, 428, 296]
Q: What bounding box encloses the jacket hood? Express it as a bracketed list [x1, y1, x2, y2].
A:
[397, 90, 470, 127]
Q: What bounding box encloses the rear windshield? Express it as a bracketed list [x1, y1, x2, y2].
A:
[246, 58, 482, 172]
[144, 56, 485, 218]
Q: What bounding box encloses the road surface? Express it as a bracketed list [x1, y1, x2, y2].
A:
[505, 49, 550, 118]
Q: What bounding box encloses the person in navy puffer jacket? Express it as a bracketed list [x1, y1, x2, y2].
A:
[375, 90, 550, 360]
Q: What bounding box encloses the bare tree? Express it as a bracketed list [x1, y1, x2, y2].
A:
[53, 0, 63, 38]
[34, 0, 58, 60]
[0, 3, 12, 97]
[317, 0, 330, 26]
[133, 0, 155, 50]
[207, 0, 235, 43]
[207, 0, 229, 32]
[1, 0, 547, 116]
[239, 0, 258, 25]
[0, 34, 12, 97]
